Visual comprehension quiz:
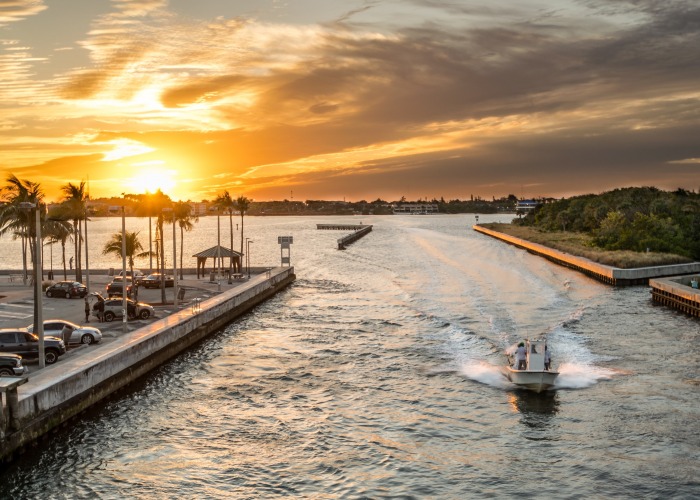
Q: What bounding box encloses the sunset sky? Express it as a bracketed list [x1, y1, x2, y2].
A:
[0, 0, 698, 202]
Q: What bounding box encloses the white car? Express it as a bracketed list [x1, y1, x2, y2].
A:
[27, 319, 103, 345]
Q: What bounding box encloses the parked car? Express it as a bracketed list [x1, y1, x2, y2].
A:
[45, 281, 87, 299]
[96, 297, 155, 322]
[0, 329, 66, 364]
[117, 269, 145, 284]
[0, 353, 28, 376]
[27, 320, 102, 345]
[106, 279, 133, 298]
[141, 273, 175, 288]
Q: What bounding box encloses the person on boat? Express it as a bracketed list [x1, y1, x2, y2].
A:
[544, 345, 552, 371]
[515, 342, 527, 370]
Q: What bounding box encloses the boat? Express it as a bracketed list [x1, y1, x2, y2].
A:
[504, 339, 558, 393]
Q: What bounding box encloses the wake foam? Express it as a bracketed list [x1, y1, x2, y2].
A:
[458, 360, 511, 389]
[553, 362, 616, 389]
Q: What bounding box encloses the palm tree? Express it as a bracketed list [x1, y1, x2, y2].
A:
[173, 201, 198, 279]
[60, 181, 88, 282]
[0, 174, 44, 284]
[102, 230, 148, 279]
[43, 215, 73, 280]
[214, 191, 236, 271]
[234, 196, 251, 257]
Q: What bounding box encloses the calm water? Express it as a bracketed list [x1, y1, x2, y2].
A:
[1, 215, 698, 499]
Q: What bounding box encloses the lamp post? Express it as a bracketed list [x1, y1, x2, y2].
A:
[84, 211, 90, 293]
[19, 201, 44, 368]
[162, 207, 178, 307]
[121, 205, 128, 334]
[246, 238, 253, 279]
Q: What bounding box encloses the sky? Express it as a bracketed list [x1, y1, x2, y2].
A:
[0, 0, 698, 203]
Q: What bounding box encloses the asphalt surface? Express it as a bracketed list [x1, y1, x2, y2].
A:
[0, 272, 250, 371]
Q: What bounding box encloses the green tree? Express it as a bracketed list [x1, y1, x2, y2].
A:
[59, 181, 88, 282]
[102, 230, 148, 280]
[0, 174, 44, 283]
[215, 190, 237, 271]
[173, 201, 198, 279]
[234, 196, 251, 256]
[43, 214, 73, 280]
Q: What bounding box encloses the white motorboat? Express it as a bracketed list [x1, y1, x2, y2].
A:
[504, 339, 558, 393]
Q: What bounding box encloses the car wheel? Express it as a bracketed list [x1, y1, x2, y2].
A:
[104, 311, 115, 322]
[65, 292, 71, 299]
[80, 334, 94, 345]
[45, 350, 59, 365]
[0, 368, 13, 377]
[139, 310, 151, 320]
[46, 290, 53, 298]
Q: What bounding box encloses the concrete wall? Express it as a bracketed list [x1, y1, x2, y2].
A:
[1, 267, 295, 461]
[474, 225, 700, 285]
[649, 275, 700, 317]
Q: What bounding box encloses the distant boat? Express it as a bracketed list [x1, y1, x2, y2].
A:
[503, 339, 558, 393]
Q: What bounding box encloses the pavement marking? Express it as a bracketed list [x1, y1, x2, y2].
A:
[0, 303, 33, 309]
[0, 310, 33, 319]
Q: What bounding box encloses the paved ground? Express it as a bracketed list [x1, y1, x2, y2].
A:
[0, 272, 251, 371]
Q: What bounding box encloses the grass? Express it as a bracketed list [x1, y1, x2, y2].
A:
[481, 223, 694, 269]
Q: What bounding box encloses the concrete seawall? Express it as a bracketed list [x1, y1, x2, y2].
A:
[650, 275, 700, 317]
[0, 266, 295, 462]
[473, 225, 700, 285]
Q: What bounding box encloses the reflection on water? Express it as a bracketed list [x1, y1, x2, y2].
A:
[508, 390, 560, 430]
[0, 215, 698, 499]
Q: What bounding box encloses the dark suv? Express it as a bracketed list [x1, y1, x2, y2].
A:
[46, 281, 87, 299]
[0, 329, 67, 364]
[0, 353, 28, 376]
[106, 279, 132, 298]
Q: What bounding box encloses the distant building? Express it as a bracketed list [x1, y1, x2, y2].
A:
[515, 199, 538, 215]
[393, 203, 439, 214]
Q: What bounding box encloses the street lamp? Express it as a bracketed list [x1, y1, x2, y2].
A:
[246, 238, 253, 278]
[121, 204, 128, 334]
[162, 207, 178, 307]
[19, 201, 44, 368]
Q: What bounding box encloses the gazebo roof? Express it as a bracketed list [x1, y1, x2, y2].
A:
[192, 245, 243, 258]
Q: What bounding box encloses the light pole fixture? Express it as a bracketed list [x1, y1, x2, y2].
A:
[162, 207, 177, 307]
[121, 204, 128, 334]
[246, 238, 253, 278]
[19, 201, 45, 368]
[84, 210, 90, 294]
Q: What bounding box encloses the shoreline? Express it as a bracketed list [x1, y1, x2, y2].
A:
[473, 225, 700, 286]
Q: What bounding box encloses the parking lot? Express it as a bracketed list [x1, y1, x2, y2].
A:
[0, 272, 249, 372]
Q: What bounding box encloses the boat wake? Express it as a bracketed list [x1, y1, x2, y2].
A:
[456, 360, 617, 391]
[552, 362, 616, 389]
[457, 360, 511, 390]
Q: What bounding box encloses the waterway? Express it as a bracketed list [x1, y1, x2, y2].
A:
[1, 215, 698, 498]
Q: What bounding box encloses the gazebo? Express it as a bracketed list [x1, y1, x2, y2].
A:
[192, 245, 243, 278]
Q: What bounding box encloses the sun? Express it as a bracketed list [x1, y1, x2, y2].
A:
[130, 166, 176, 195]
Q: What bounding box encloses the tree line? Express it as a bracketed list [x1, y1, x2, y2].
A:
[514, 187, 700, 259]
[0, 175, 252, 300]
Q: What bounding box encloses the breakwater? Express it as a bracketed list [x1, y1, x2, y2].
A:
[316, 223, 373, 249]
[473, 225, 700, 285]
[0, 266, 295, 463]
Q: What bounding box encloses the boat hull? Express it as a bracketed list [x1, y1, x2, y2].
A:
[505, 367, 559, 393]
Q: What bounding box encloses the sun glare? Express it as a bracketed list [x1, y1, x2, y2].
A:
[131, 167, 176, 195]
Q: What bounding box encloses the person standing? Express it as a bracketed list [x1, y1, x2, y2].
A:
[69, 256, 73, 270]
[515, 342, 527, 370]
[84, 297, 90, 323]
[544, 346, 552, 371]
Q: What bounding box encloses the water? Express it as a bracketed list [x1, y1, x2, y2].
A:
[1, 215, 698, 498]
